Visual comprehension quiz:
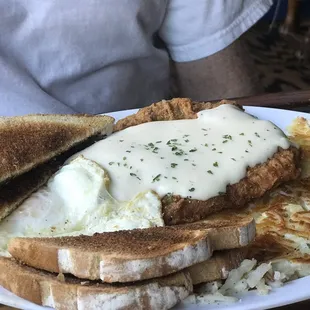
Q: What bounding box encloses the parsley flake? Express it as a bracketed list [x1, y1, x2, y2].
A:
[223, 134, 232, 140]
[171, 163, 178, 168]
[213, 162, 219, 167]
[152, 174, 161, 183]
[189, 187, 195, 192]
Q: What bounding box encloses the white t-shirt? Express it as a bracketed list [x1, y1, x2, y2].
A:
[0, 0, 272, 116]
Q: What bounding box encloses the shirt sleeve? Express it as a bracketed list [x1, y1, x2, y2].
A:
[159, 0, 273, 62]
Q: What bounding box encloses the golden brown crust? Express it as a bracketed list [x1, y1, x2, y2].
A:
[0, 114, 114, 184]
[163, 146, 300, 225]
[114, 98, 238, 131]
[115, 98, 301, 225]
[0, 257, 192, 309]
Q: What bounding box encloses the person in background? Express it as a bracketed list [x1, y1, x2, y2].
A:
[0, 0, 272, 116]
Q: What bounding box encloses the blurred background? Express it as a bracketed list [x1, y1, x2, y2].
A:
[245, 0, 310, 93]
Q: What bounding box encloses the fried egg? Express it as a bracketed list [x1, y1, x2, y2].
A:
[0, 156, 164, 256]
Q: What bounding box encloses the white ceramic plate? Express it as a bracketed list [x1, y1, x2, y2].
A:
[1, 106, 310, 310]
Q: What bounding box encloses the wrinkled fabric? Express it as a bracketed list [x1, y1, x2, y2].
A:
[0, 0, 272, 116]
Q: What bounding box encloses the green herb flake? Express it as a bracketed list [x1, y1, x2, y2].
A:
[148, 142, 154, 148]
[231, 158, 236, 161]
[108, 162, 114, 166]
[183, 134, 190, 138]
[185, 139, 190, 143]
[184, 159, 189, 161]
[223, 134, 232, 140]
[207, 170, 213, 174]
[204, 143, 208, 147]
[175, 150, 185, 156]
[239, 133, 245, 136]
[122, 157, 127, 160]
[212, 148, 216, 151]
[160, 157, 165, 159]
[189, 148, 197, 152]
[218, 191, 225, 195]
[156, 141, 162, 143]
[171, 163, 178, 168]
[192, 163, 196, 167]
[222, 140, 228, 143]
[119, 140, 124, 142]
[130, 173, 141, 180]
[213, 162, 219, 167]
[245, 150, 249, 153]
[172, 146, 177, 151]
[218, 151, 223, 154]
[140, 158, 144, 162]
[172, 177, 177, 180]
[152, 147, 159, 153]
[126, 150, 131, 153]
[248, 140, 253, 147]
[189, 187, 195, 192]
[255, 132, 260, 138]
[152, 174, 161, 183]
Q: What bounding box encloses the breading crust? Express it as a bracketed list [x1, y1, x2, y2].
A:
[115, 98, 301, 225]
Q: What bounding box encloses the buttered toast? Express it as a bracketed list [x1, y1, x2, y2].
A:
[8, 215, 255, 283]
[0, 114, 114, 221]
[0, 257, 192, 310]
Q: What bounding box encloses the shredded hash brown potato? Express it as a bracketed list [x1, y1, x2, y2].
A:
[185, 117, 310, 304]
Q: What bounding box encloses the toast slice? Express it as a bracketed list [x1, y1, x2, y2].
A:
[0, 114, 114, 221]
[0, 114, 114, 184]
[8, 215, 255, 283]
[114, 98, 301, 225]
[0, 257, 192, 310]
[186, 248, 248, 285]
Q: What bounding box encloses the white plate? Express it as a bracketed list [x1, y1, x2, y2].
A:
[1, 106, 310, 310]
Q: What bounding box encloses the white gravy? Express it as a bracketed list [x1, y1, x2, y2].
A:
[76, 104, 291, 201]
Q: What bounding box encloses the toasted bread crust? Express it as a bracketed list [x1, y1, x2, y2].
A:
[0, 257, 192, 310]
[0, 114, 114, 184]
[8, 215, 255, 283]
[186, 248, 248, 285]
[114, 98, 301, 225]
